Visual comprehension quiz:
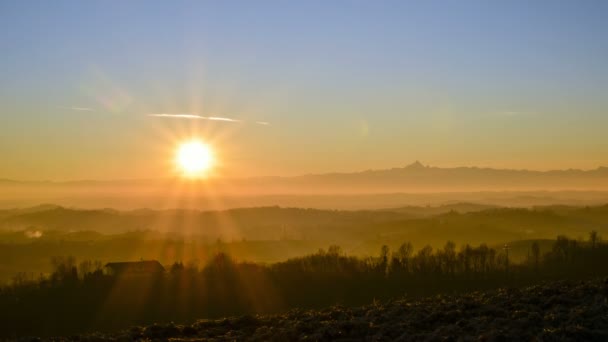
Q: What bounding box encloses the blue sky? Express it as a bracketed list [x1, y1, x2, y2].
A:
[1, 1, 607, 180]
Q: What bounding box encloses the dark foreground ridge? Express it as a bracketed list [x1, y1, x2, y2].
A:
[41, 278, 608, 342]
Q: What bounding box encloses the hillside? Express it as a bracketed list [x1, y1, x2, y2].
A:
[1, 204, 607, 283]
[2, 204, 607, 251]
[50, 278, 608, 341]
[3, 204, 608, 240]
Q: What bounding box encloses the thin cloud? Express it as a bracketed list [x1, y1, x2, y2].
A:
[208, 116, 241, 123]
[149, 113, 269, 125]
[148, 113, 240, 122]
[149, 113, 206, 119]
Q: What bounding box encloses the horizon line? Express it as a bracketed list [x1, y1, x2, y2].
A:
[1, 162, 606, 184]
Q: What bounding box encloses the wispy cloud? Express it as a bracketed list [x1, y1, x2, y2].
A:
[148, 113, 240, 122]
[149, 113, 269, 125]
[148, 113, 200, 119]
[208, 116, 242, 123]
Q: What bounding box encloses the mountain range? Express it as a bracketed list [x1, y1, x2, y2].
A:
[2, 162, 608, 209]
[3, 161, 608, 190]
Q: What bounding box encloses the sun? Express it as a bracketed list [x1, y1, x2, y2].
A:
[176, 140, 214, 176]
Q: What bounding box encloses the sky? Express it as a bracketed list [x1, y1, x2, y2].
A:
[0, 1, 607, 181]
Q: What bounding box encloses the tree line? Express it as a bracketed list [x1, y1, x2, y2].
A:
[0, 231, 606, 337]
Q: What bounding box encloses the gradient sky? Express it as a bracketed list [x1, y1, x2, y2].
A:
[1, 1, 607, 181]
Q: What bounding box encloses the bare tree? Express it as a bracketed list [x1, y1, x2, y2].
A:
[589, 230, 601, 249]
[531, 241, 540, 271]
[441, 241, 456, 275]
[378, 245, 390, 275]
[391, 242, 413, 274]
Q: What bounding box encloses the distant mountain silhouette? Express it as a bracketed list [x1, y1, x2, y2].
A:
[2, 162, 607, 189]
[1, 163, 608, 210]
[252, 162, 608, 193]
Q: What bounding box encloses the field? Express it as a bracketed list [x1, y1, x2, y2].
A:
[39, 277, 608, 341]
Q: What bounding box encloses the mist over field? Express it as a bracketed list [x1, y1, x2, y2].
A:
[2, 165, 608, 339]
[2, 200, 608, 282]
[3, 200, 608, 338]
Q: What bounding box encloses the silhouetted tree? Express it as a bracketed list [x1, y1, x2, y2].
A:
[50, 256, 78, 284]
[531, 241, 540, 271]
[327, 245, 342, 257]
[440, 241, 456, 275]
[589, 230, 601, 248]
[413, 245, 434, 275]
[391, 242, 413, 274]
[4, 234, 608, 338]
[378, 245, 390, 275]
[171, 261, 185, 274]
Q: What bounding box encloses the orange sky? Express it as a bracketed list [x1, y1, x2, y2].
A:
[1, 2, 607, 181]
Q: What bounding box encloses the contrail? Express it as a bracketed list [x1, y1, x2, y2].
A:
[149, 113, 269, 125]
[149, 113, 210, 119]
[148, 113, 240, 122]
[208, 116, 242, 123]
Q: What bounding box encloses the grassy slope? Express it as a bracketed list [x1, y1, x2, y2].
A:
[56, 277, 608, 341]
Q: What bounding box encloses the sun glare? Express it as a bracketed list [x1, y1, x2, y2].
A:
[176, 140, 213, 176]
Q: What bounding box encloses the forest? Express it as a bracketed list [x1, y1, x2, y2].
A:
[2, 203, 608, 284]
[0, 231, 605, 338]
